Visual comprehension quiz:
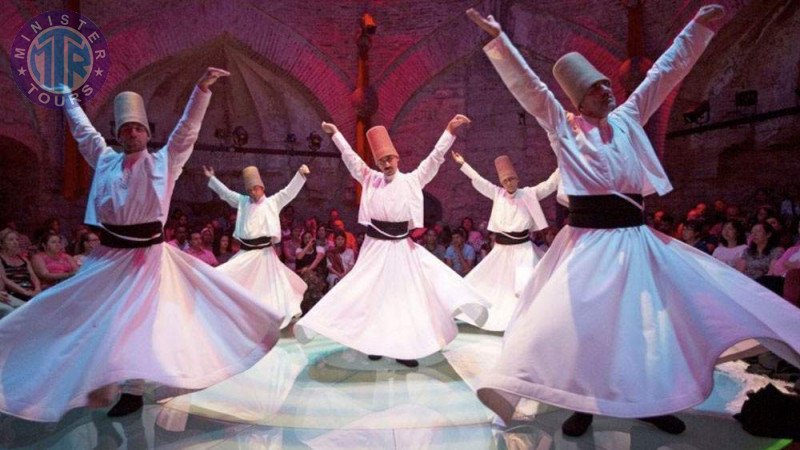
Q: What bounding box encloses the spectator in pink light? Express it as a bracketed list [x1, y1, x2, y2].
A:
[185, 231, 218, 267]
[31, 232, 78, 289]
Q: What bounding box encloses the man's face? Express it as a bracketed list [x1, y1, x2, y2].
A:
[424, 230, 437, 245]
[766, 217, 781, 231]
[579, 80, 616, 119]
[118, 122, 149, 154]
[247, 185, 265, 202]
[333, 220, 345, 233]
[452, 234, 464, 247]
[189, 233, 202, 249]
[501, 175, 519, 194]
[175, 227, 188, 243]
[376, 155, 399, 177]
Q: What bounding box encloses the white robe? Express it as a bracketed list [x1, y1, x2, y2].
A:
[294, 131, 489, 360]
[459, 164, 559, 331]
[476, 22, 800, 418]
[208, 173, 308, 328]
[0, 88, 282, 422]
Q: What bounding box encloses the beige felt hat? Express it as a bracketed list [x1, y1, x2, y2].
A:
[114, 91, 151, 137]
[494, 155, 518, 183]
[552, 52, 610, 110]
[242, 166, 264, 190]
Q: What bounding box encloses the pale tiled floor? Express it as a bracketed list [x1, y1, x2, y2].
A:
[0, 326, 792, 449]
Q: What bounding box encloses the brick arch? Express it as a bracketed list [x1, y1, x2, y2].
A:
[373, 3, 626, 129]
[79, 0, 355, 129]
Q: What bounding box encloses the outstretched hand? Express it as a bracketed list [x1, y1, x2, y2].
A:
[321, 122, 338, 134]
[694, 4, 725, 27]
[466, 8, 501, 38]
[203, 165, 215, 178]
[451, 151, 465, 165]
[299, 164, 311, 176]
[447, 114, 471, 134]
[197, 67, 231, 92]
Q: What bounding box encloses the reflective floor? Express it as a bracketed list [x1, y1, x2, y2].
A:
[0, 325, 793, 449]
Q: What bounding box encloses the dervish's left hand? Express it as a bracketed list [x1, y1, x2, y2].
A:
[466, 9, 501, 38]
[451, 151, 466, 165]
[299, 164, 311, 176]
[197, 67, 231, 93]
[694, 4, 725, 27]
[447, 114, 471, 134]
[203, 165, 215, 178]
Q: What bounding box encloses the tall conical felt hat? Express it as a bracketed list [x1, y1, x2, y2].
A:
[494, 155, 517, 183]
[366, 126, 399, 162]
[113, 91, 151, 137]
[242, 166, 264, 190]
[552, 52, 610, 110]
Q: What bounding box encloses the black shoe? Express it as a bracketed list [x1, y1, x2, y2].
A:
[562, 412, 593, 437]
[368, 355, 383, 361]
[395, 359, 419, 368]
[638, 415, 686, 434]
[107, 394, 143, 417]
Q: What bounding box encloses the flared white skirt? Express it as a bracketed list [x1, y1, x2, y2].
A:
[477, 225, 800, 418]
[217, 247, 306, 329]
[295, 237, 488, 360]
[0, 243, 282, 422]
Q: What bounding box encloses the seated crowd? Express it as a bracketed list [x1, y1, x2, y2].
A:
[2, 187, 799, 319]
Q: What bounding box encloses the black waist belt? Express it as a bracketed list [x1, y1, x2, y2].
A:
[100, 221, 164, 248]
[238, 236, 273, 250]
[567, 194, 644, 229]
[366, 219, 409, 241]
[495, 230, 530, 245]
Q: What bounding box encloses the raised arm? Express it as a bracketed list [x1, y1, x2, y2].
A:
[166, 67, 229, 174]
[271, 165, 310, 209]
[412, 114, 470, 187]
[323, 122, 378, 183]
[531, 168, 561, 200]
[468, 9, 567, 135]
[617, 5, 722, 125]
[204, 166, 242, 208]
[63, 101, 111, 168]
[453, 151, 498, 200]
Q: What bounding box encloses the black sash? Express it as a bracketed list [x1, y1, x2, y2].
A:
[495, 230, 530, 245]
[238, 236, 273, 250]
[567, 194, 644, 229]
[100, 221, 164, 248]
[366, 219, 409, 241]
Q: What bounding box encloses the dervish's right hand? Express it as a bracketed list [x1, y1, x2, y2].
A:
[466, 8, 501, 38]
[203, 165, 215, 178]
[321, 122, 338, 135]
[451, 151, 465, 165]
[299, 164, 311, 176]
